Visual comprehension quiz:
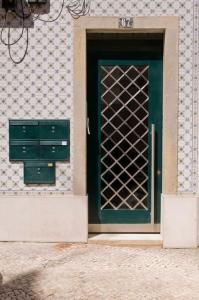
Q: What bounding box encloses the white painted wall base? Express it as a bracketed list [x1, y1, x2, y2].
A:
[0, 195, 88, 242]
[161, 194, 198, 248]
[1, 194, 199, 246]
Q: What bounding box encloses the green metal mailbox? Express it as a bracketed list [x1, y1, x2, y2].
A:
[40, 140, 69, 161]
[9, 141, 40, 161]
[9, 120, 39, 140]
[39, 120, 69, 140]
[24, 161, 55, 184]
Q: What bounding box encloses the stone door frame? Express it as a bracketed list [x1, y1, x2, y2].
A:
[73, 16, 179, 231]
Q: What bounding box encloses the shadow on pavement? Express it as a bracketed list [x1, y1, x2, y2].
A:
[0, 270, 41, 299]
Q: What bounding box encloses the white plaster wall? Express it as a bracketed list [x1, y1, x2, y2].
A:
[0, 195, 88, 242]
[161, 194, 198, 248]
[0, 0, 197, 195]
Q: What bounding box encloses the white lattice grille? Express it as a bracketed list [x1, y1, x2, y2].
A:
[100, 65, 149, 210]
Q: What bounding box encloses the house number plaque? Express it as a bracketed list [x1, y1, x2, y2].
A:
[119, 17, 133, 28]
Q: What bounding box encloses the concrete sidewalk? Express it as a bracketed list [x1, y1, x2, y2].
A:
[0, 242, 199, 299]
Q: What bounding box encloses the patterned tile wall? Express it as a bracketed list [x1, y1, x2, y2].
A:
[0, 0, 197, 195]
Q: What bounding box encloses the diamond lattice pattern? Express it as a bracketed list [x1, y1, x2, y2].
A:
[100, 65, 149, 210]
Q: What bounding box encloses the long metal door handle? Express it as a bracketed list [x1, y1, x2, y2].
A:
[151, 124, 155, 225]
[87, 117, 90, 135]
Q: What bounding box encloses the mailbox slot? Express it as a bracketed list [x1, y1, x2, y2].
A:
[39, 120, 69, 140]
[40, 141, 69, 161]
[9, 120, 39, 140]
[24, 161, 55, 184]
[9, 141, 39, 161]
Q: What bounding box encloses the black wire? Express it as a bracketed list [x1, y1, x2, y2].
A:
[1, 0, 91, 64]
[0, 11, 25, 46]
[66, 0, 91, 19]
[33, 14, 41, 21]
[37, 0, 65, 23]
[7, 0, 29, 64]
[29, 5, 40, 21]
[8, 27, 29, 64]
[14, 10, 31, 19]
[14, 0, 32, 19]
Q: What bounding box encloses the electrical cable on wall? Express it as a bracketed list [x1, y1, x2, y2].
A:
[36, 0, 65, 23]
[1, 0, 29, 64]
[66, 0, 91, 19]
[14, 1, 32, 19]
[1, 11, 24, 46]
[8, 25, 29, 64]
[0, 0, 91, 64]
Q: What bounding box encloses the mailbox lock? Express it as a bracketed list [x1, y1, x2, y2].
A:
[51, 126, 55, 134]
[52, 146, 56, 153]
[22, 146, 26, 153]
[37, 167, 41, 174]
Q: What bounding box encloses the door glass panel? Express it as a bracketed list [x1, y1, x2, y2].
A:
[100, 65, 149, 210]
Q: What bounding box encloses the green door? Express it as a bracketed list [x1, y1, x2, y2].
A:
[87, 59, 162, 225]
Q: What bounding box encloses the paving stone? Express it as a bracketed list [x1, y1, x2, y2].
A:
[0, 243, 199, 299]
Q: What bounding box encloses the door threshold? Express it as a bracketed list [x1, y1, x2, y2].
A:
[89, 224, 160, 233]
[88, 233, 162, 247]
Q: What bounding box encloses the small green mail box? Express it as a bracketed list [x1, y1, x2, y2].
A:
[40, 140, 69, 161]
[9, 141, 39, 161]
[24, 161, 55, 184]
[39, 120, 69, 140]
[9, 120, 39, 140]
